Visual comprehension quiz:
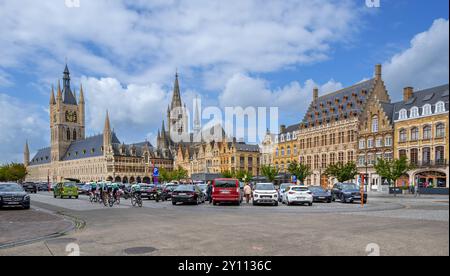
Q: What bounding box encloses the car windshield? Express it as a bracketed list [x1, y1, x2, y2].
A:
[291, 186, 309, 192]
[309, 186, 325, 192]
[165, 185, 178, 191]
[214, 180, 237, 188]
[280, 184, 290, 190]
[255, 184, 275, 191]
[175, 185, 195, 191]
[342, 184, 358, 191]
[0, 184, 24, 192]
[197, 184, 207, 191]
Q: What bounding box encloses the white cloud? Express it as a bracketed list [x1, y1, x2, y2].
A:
[81, 76, 171, 141]
[0, 94, 48, 164]
[219, 73, 343, 117]
[383, 19, 449, 99]
[0, 0, 360, 89]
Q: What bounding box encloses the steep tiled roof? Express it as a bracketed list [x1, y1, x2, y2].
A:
[235, 143, 260, 152]
[301, 79, 376, 127]
[392, 84, 449, 121]
[62, 133, 120, 161]
[30, 148, 51, 165]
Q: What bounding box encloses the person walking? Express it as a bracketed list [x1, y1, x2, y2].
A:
[206, 181, 213, 204]
[414, 182, 420, 197]
[243, 183, 252, 204]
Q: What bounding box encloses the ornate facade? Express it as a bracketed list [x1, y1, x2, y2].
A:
[393, 85, 449, 188]
[297, 65, 390, 188]
[273, 124, 300, 173]
[25, 65, 173, 183]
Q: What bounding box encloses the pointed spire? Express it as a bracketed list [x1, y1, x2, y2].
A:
[79, 83, 85, 103]
[50, 85, 56, 105]
[161, 120, 166, 135]
[24, 140, 29, 154]
[61, 63, 77, 105]
[57, 80, 62, 100]
[194, 96, 201, 131]
[104, 110, 111, 133]
[171, 71, 182, 109]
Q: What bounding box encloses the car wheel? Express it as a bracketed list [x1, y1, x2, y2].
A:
[172, 201, 176, 205]
[274, 201, 278, 207]
[213, 201, 217, 206]
[340, 195, 346, 203]
[309, 202, 313, 206]
[331, 195, 336, 202]
[53, 194, 56, 198]
[24, 205, 30, 210]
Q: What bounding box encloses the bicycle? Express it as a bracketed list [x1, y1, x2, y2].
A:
[89, 191, 97, 203]
[131, 192, 143, 208]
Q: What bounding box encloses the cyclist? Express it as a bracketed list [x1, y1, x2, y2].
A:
[111, 182, 120, 201]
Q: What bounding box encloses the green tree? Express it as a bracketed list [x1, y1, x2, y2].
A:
[235, 170, 253, 183]
[173, 166, 188, 181]
[325, 162, 358, 183]
[374, 157, 414, 195]
[287, 161, 312, 185]
[261, 165, 279, 183]
[221, 170, 234, 178]
[159, 168, 173, 183]
[0, 163, 27, 182]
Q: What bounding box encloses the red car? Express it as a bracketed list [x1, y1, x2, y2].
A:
[212, 178, 241, 206]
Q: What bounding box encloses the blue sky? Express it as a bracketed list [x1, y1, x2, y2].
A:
[0, 0, 449, 163]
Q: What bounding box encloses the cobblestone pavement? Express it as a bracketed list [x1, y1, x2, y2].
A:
[0, 192, 447, 256]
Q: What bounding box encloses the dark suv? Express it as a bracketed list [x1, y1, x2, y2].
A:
[331, 183, 367, 204]
[22, 182, 37, 194]
[0, 183, 31, 209]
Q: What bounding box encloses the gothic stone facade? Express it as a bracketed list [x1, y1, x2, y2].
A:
[25, 65, 172, 184]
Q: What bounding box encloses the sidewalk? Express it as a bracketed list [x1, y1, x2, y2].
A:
[0, 208, 74, 249]
[368, 190, 449, 201]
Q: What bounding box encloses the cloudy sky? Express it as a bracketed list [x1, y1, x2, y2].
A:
[0, 0, 448, 163]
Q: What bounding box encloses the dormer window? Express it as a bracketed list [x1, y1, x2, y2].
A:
[399, 109, 407, 120]
[422, 104, 432, 116]
[435, 101, 445, 113]
[286, 133, 291, 141]
[410, 107, 419, 118]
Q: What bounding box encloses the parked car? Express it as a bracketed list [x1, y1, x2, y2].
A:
[309, 186, 332, 203]
[22, 182, 37, 194]
[0, 183, 30, 209]
[211, 178, 241, 206]
[253, 183, 279, 206]
[161, 184, 179, 200]
[195, 183, 208, 198]
[172, 184, 205, 205]
[278, 183, 291, 202]
[53, 182, 79, 199]
[283, 186, 313, 206]
[35, 182, 49, 191]
[78, 184, 91, 195]
[331, 183, 367, 204]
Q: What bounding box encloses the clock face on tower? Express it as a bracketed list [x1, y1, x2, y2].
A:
[65, 111, 78, 123]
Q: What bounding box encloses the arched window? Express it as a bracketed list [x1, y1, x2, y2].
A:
[399, 109, 407, 120]
[281, 147, 285, 156]
[73, 129, 77, 140]
[410, 148, 418, 165]
[410, 127, 419, 141]
[423, 125, 432, 139]
[422, 104, 432, 116]
[399, 129, 407, 142]
[410, 107, 419, 118]
[435, 101, 445, 113]
[435, 146, 445, 164]
[287, 146, 291, 156]
[371, 116, 379, 133]
[436, 123, 445, 138]
[66, 129, 71, 140]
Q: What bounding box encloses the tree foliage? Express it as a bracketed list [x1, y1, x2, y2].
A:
[324, 162, 358, 183]
[287, 161, 312, 184]
[261, 165, 279, 183]
[0, 163, 28, 182]
[374, 157, 414, 186]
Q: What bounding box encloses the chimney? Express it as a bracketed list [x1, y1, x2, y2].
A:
[403, 87, 414, 101]
[280, 125, 286, 134]
[375, 64, 382, 80]
[313, 87, 319, 102]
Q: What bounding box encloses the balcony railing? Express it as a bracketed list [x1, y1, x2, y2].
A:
[411, 159, 448, 168]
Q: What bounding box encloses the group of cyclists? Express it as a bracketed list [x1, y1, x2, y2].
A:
[87, 182, 143, 207]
